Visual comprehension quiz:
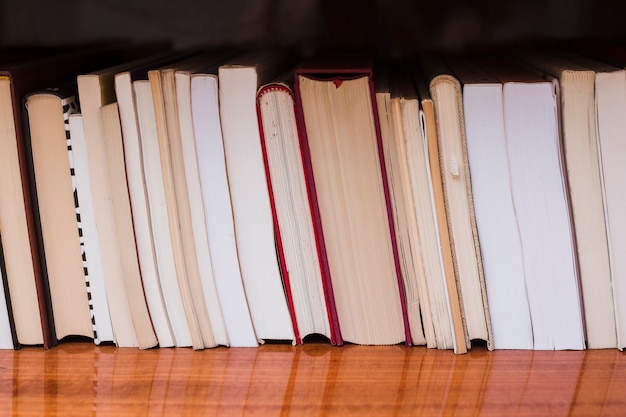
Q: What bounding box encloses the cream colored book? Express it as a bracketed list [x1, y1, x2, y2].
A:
[421, 55, 493, 350]
[294, 53, 408, 345]
[257, 78, 334, 344]
[414, 70, 467, 354]
[376, 70, 428, 347]
[0, 75, 44, 346]
[396, 71, 455, 350]
[100, 102, 160, 350]
[24, 88, 93, 341]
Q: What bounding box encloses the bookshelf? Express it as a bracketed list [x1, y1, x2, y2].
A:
[1, 1, 626, 415]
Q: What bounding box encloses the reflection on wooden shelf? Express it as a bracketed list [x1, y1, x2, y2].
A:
[0, 341, 624, 416]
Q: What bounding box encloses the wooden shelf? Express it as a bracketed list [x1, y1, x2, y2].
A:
[0, 342, 624, 415]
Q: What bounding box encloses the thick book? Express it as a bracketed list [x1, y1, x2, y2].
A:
[218, 51, 295, 343]
[476, 56, 585, 350]
[100, 102, 161, 350]
[514, 48, 618, 350]
[23, 84, 94, 342]
[190, 71, 257, 347]
[446, 57, 534, 350]
[256, 77, 337, 345]
[375, 69, 428, 346]
[294, 51, 411, 345]
[420, 55, 494, 351]
[413, 69, 467, 354]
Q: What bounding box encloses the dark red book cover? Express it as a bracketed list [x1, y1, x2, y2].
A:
[293, 51, 413, 346]
[257, 81, 341, 346]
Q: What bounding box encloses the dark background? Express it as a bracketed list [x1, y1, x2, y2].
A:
[1, 0, 625, 54]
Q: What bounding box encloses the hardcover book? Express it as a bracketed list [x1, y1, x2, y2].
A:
[294, 51, 411, 345]
[257, 76, 337, 345]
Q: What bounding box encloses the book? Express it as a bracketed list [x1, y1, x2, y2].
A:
[218, 51, 295, 342]
[0, 238, 17, 349]
[78, 60, 160, 349]
[375, 69, 428, 346]
[100, 102, 159, 349]
[395, 70, 455, 350]
[67, 113, 114, 345]
[23, 84, 93, 341]
[114, 51, 200, 348]
[190, 72, 257, 347]
[256, 76, 336, 345]
[413, 68, 467, 354]
[133, 78, 195, 348]
[420, 55, 493, 350]
[513, 48, 618, 349]
[294, 51, 411, 345]
[477, 56, 585, 350]
[446, 57, 534, 349]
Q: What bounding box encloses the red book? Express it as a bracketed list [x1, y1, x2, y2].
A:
[293, 51, 412, 346]
[257, 78, 341, 345]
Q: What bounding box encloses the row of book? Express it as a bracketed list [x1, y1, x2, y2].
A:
[0, 40, 624, 352]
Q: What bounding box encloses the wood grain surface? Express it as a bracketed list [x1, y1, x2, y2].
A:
[0, 341, 624, 416]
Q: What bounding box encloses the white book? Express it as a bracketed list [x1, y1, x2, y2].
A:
[114, 71, 175, 348]
[483, 58, 584, 350]
[175, 69, 228, 346]
[190, 73, 257, 347]
[514, 48, 618, 349]
[0, 243, 15, 349]
[218, 52, 294, 342]
[68, 113, 115, 345]
[133, 79, 194, 348]
[449, 59, 534, 349]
